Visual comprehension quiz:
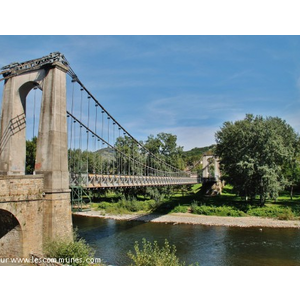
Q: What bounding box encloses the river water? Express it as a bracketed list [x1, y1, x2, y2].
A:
[73, 215, 300, 266]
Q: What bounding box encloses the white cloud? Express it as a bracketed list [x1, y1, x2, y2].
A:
[145, 93, 245, 127]
[128, 123, 219, 151]
[171, 126, 218, 150]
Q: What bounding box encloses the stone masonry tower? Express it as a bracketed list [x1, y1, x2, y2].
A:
[0, 53, 73, 258]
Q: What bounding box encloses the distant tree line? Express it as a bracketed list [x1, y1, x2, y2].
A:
[26, 132, 191, 176]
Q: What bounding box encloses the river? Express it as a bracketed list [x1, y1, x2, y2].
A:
[73, 215, 300, 266]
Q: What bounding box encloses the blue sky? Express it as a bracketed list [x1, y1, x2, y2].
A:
[1, 35, 300, 150]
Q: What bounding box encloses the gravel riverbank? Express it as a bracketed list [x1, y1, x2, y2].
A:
[73, 210, 300, 228]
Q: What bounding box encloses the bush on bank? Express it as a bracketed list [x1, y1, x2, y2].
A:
[188, 203, 299, 220]
[127, 238, 184, 266]
[95, 198, 157, 214]
[44, 231, 97, 266]
[247, 206, 295, 220]
[191, 204, 246, 217]
[170, 205, 189, 213]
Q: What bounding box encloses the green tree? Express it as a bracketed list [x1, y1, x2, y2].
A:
[215, 114, 300, 205]
[26, 137, 37, 174]
[283, 155, 300, 200]
[144, 133, 185, 170]
[68, 148, 113, 175]
[114, 135, 143, 175]
[114, 132, 186, 175]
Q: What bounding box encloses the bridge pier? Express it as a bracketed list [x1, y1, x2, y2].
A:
[0, 179, 73, 259]
[42, 191, 73, 242]
[34, 63, 73, 243]
[0, 175, 44, 258]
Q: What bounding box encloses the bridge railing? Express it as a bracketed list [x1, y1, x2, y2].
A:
[69, 173, 199, 189]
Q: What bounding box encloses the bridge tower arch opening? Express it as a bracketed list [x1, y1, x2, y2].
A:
[0, 209, 23, 258]
[19, 81, 42, 174]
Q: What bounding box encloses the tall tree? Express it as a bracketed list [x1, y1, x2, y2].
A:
[114, 135, 142, 175]
[144, 133, 185, 170]
[215, 114, 300, 205]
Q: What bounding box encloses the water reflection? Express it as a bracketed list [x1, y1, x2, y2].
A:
[73, 215, 300, 266]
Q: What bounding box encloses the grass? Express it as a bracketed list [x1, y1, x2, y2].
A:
[88, 184, 300, 220]
[188, 185, 300, 220]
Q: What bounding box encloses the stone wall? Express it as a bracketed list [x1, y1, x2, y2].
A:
[0, 175, 44, 202]
[0, 175, 44, 257]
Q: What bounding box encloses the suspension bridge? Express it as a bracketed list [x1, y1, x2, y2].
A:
[0, 52, 215, 258]
[0, 52, 199, 190]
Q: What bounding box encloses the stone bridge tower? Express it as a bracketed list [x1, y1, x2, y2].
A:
[0, 53, 73, 259]
[202, 155, 220, 181]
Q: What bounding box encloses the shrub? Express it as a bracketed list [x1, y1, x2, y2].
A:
[190, 200, 199, 213]
[171, 205, 189, 213]
[44, 231, 96, 266]
[192, 205, 245, 217]
[277, 208, 295, 220]
[96, 198, 158, 214]
[145, 199, 157, 210]
[97, 201, 113, 210]
[247, 206, 296, 220]
[127, 238, 184, 266]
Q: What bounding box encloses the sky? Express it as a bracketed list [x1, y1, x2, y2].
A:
[1, 35, 300, 151]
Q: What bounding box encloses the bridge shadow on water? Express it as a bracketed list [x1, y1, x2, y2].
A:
[73, 188, 200, 242]
[73, 212, 165, 246]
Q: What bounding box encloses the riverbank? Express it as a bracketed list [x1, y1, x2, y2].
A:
[73, 210, 300, 228]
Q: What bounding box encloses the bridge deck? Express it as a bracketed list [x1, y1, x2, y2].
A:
[70, 174, 199, 189]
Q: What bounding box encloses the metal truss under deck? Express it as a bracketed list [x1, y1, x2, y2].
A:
[70, 173, 199, 189]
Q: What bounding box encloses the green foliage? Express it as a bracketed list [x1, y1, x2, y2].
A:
[96, 198, 157, 214]
[92, 183, 300, 221]
[247, 206, 295, 220]
[127, 238, 184, 266]
[26, 137, 37, 174]
[69, 132, 188, 177]
[191, 200, 199, 213]
[144, 133, 185, 170]
[189, 186, 300, 220]
[171, 205, 189, 213]
[183, 145, 215, 170]
[97, 201, 114, 210]
[145, 187, 165, 202]
[44, 231, 96, 266]
[115, 135, 142, 175]
[69, 149, 111, 174]
[190, 203, 299, 220]
[191, 204, 246, 217]
[215, 114, 300, 204]
[183, 145, 215, 159]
